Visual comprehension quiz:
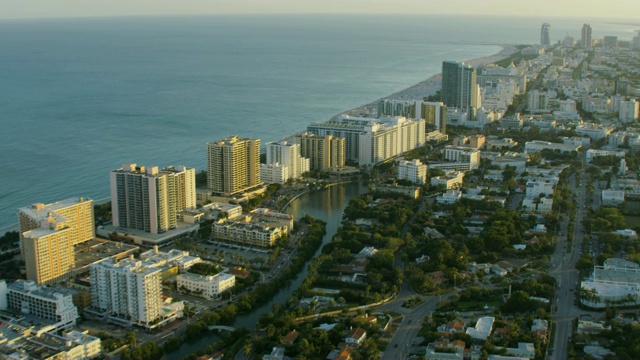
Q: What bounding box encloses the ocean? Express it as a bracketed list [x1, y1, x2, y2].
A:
[0, 14, 638, 230]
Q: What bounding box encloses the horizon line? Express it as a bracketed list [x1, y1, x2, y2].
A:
[1, 12, 640, 22]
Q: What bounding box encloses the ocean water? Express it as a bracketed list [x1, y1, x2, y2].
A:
[0, 14, 637, 229]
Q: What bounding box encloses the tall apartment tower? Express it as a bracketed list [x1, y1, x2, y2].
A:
[18, 197, 95, 284]
[110, 163, 196, 235]
[207, 136, 261, 196]
[441, 61, 478, 117]
[265, 140, 310, 180]
[297, 133, 345, 171]
[420, 101, 447, 133]
[581, 24, 592, 49]
[540, 23, 551, 47]
[89, 257, 162, 329]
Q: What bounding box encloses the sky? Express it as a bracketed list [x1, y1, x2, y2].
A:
[1, 0, 640, 20]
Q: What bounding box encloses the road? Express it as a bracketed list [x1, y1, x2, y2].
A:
[548, 169, 592, 360]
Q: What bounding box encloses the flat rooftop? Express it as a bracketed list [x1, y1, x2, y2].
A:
[74, 239, 139, 271]
[97, 222, 200, 247]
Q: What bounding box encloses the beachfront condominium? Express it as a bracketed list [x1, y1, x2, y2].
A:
[264, 140, 310, 180]
[18, 197, 95, 284]
[377, 99, 447, 132]
[297, 133, 345, 171]
[207, 136, 261, 196]
[441, 61, 479, 118]
[307, 115, 425, 166]
[110, 163, 196, 235]
[581, 24, 592, 49]
[89, 257, 163, 329]
[540, 23, 551, 47]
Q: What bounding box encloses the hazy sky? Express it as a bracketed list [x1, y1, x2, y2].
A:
[1, 0, 640, 20]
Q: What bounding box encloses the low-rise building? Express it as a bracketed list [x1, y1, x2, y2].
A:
[525, 179, 555, 199]
[524, 140, 580, 153]
[212, 220, 285, 248]
[466, 316, 494, 340]
[602, 190, 625, 206]
[0, 280, 79, 331]
[345, 327, 367, 345]
[586, 149, 626, 163]
[201, 202, 244, 220]
[176, 272, 235, 300]
[431, 171, 464, 189]
[436, 190, 462, 204]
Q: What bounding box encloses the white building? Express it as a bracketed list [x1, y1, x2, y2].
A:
[260, 163, 289, 184]
[89, 257, 168, 329]
[466, 316, 495, 340]
[525, 179, 555, 199]
[601, 190, 625, 206]
[581, 258, 640, 308]
[500, 343, 535, 359]
[522, 197, 553, 213]
[586, 149, 626, 163]
[398, 159, 428, 184]
[0, 280, 79, 331]
[265, 140, 310, 180]
[436, 190, 463, 204]
[0, 329, 102, 360]
[177, 272, 235, 300]
[63, 330, 103, 359]
[139, 247, 202, 273]
[308, 115, 425, 166]
[524, 140, 580, 153]
[619, 99, 639, 122]
[431, 171, 465, 189]
[443, 146, 481, 170]
[201, 202, 244, 221]
[576, 124, 615, 140]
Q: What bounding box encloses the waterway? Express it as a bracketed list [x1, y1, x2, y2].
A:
[167, 181, 368, 359]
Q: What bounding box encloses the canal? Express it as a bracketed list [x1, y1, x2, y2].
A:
[167, 181, 368, 359]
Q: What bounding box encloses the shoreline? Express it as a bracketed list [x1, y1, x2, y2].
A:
[0, 45, 517, 235]
[337, 44, 518, 118]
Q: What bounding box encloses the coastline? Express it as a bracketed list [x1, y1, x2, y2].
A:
[338, 44, 518, 118]
[1, 46, 517, 236]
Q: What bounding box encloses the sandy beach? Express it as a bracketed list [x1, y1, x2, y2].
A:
[340, 44, 518, 117]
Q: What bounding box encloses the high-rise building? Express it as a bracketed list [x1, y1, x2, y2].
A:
[110, 163, 196, 235]
[377, 100, 447, 132]
[420, 101, 447, 133]
[207, 136, 261, 196]
[619, 99, 639, 122]
[18, 197, 95, 284]
[441, 61, 478, 118]
[307, 115, 425, 166]
[632, 31, 640, 50]
[581, 24, 592, 49]
[603, 36, 618, 49]
[89, 257, 163, 328]
[297, 133, 345, 171]
[540, 23, 551, 47]
[0, 279, 79, 331]
[265, 141, 310, 180]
